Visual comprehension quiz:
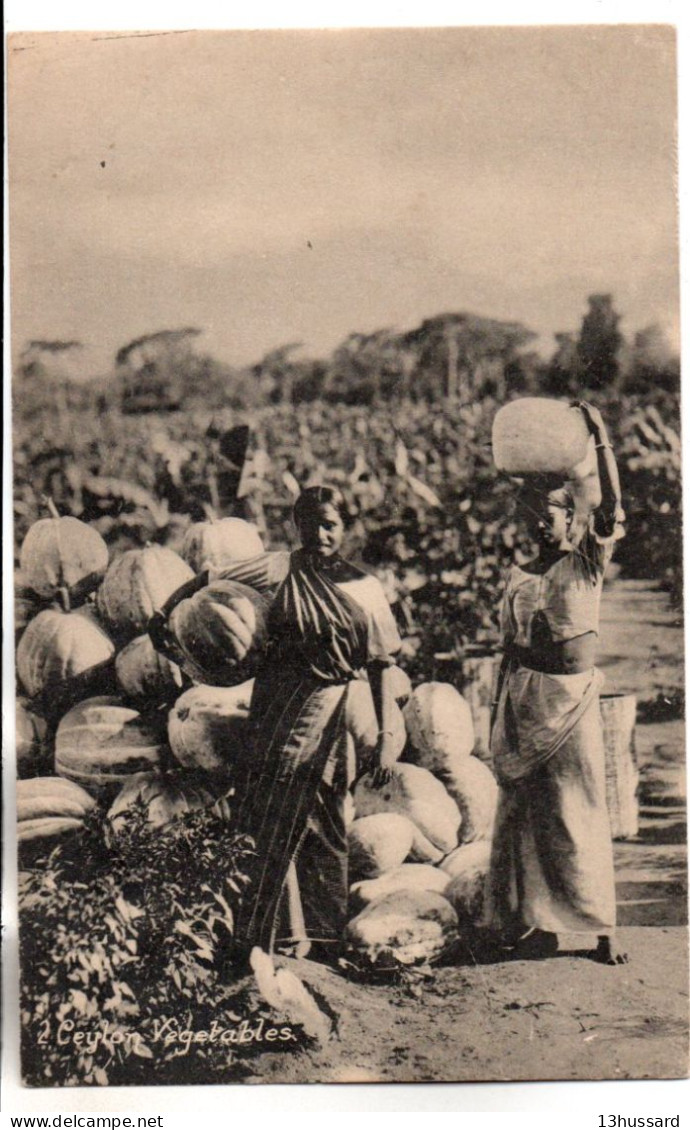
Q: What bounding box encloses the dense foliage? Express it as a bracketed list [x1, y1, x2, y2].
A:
[19, 799, 265, 1086]
[13, 376, 682, 688]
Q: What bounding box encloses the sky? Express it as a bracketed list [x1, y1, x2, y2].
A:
[8, 24, 680, 376]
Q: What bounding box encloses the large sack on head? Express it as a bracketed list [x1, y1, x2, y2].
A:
[342, 679, 406, 783]
[55, 696, 166, 795]
[345, 889, 459, 968]
[492, 398, 591, 477]
[16, 607, 115, 700]
[441, 841, 492, 925]
[350, 864, 450, 913]
[167, 681, 254, 774]
[20, 514, 109, 605]
[353, 763, 461, 855]
[107, 770, 229, 834]
[97, 546, 194, 643]
[181, 517, 264, 573]
[403, 682, 475, 778]
[442, 756, 499, 843]
[115, 633, 185, 705]
[168, 580, 268, 686]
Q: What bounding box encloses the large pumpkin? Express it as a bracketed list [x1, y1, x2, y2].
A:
[97, 546, 194, 643]
[107, 770, 229, 834]
[353, 762, 461, 855]
[16, 607, 115, 700]
[55, 696, 167, 794]
[440, 756, 499, 844]
[349, 864, 450, 913]
[115, 633, 185, 705]
[14, 573, 42, 643]
[16, 699, 51, 778]
[17, 777, 97, 853]
[403, 682, 475, 775]
[20, 514, 109, 605]
[181, 517, 264, 573]
[168, 580, 268, 686]
[347, 813, 416, 880]
[167, 681, 254, 773]
[345, 889, 459, 968]
[441, 841, 492, 925]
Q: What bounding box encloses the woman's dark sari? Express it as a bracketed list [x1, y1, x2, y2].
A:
[234, 549, 369, 958]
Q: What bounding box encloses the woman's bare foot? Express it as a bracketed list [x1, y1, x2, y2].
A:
[513, 928, 559, 960]
[589, 934, 629, 965]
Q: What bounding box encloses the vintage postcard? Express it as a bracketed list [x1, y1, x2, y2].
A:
[6, 23, 688, 1091]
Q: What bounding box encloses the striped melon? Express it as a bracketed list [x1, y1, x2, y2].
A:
[20, 514, 109, 605]
[107, 770, 228, 834]
[115, 633, 185, 704]
[167, 681, 254, 773]
[181, 517, 264, 573]
[55, 696, 166, 794]
[16, 607, 115, 699]
[97, 546, 194, 643]
[403, 682, 475, 774]
[17, 777, 97, 854]
[168, 580, 268, 686]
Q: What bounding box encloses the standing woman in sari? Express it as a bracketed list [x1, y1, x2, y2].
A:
[151, 485, 402, 966]
[487, 403, 628, 965]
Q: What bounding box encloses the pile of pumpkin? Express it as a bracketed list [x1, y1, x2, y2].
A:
[15, 506, 499, 970]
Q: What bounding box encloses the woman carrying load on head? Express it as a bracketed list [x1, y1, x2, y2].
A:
[486, 402, 628, 965]
[150, 485, 402, 966]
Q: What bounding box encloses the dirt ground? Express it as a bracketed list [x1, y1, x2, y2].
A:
[238, 578, 689, 1085]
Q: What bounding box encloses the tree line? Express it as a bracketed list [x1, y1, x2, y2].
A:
[16, 293, 680, 412]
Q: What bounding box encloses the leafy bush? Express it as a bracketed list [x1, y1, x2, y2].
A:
[19, 801, 258, 1086]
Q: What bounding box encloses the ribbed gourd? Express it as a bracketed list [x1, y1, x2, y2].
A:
[16, 607, 115, 699]
[17, 777, 97, 848]
[107, 770, 229, 834]
[167, 681, 254, 773]
[168, 580, 268, 686]
[55, 696, 166, 794]
[20, 506, 109, 606]
[97, 546, 194, 643]
[180, 517, 264, 573]
[115, 633, 185, 705]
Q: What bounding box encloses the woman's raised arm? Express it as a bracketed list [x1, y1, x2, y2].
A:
[578, 401, 622, 539]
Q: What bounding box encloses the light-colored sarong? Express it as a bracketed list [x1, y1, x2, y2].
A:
[486, 665, 616, 936]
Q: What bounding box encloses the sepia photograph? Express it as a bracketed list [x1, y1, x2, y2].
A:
[5, 19, 688, 1093]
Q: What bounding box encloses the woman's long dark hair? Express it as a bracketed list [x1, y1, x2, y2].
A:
[293, 485, 348, 531]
